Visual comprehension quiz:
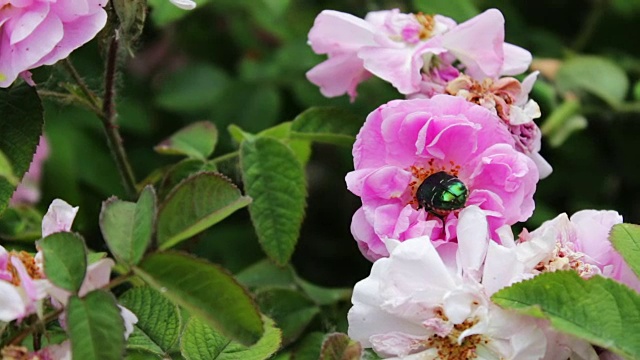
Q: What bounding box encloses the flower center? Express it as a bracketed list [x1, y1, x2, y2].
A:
[7, 251, 42, 286]
[1, 345, 30, 360]
[415, 13, 436, 40]
[407, 159, 463, 211]
[425, 315, 486, 360]
[533, 242, 599, 278]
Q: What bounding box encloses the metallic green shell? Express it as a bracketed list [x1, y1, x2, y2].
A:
[416, 171, 468, 216]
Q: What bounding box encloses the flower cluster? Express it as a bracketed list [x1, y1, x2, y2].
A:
[307, 8, 551, 178]
[306, 7, 639, 360]
[0, 199, 136, 358]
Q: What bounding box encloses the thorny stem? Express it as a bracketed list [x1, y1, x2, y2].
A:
[8, 308, 63, 346]
[61, 33, 137, 199]
[101, 33, 138, 199]
[63, 59, 102, 111]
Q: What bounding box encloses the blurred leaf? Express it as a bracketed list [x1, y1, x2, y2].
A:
[255, 288, 319, 345]
[155, 121, 218, 160]
[180, 315, 281, 360]
[556, 56, 629, 107]
[40, 232, 87, 292]
[361, 349, 383, 360]
[291, 332, 324, 360]
[540, 98, 585, 147]
[211, 83, 281, 137]
[0, 149, 17, 185]
[610, 224, 640, 278]
[611, 0, 640, 16]
[156, 64, 229, 113]
[412, 0, 479, 22]
[296, 278, 351, 306]
[290, 107, 362, 146]
[634, 81, 640, 101]
[240, 137, 306, 265]
[119, 287, 181, 357]
[67, 291, 126, 360]
[157, 172, 251, 249]
[134, 252, 264, 346]
[0, 206, 42, 241]
[492, 271, 640, 359]
[100, 186, 157, 266]
[319, 333, 362, 360]
[0, 84, 44, 215]
[228, 124, 255, 144]
[548, 115, 587, 148]
[236, 259, 296, 289]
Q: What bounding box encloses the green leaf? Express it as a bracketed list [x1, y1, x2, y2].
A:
[492, 271, 640, 359]
[155, 121, 218, 160]
[157, 172, 251, 249]
[319, 333, 362, 360]
[236, 259, 296, 289]
[156, 64, 228, 112]
[255, 288, 319, 345]
[148, 0, 210, 25]
[39, 232, 87, 292]
[540, 98, 586, 147]
[0, 83, 44, 215]
[119, 287, 181, 356]
[180, 315, 281, 360]
[412, 0, 479, 22]
[158, 159, 217, 199]
[67, 290, 126, 360]
[134, 252, 264, 346]
[556, 56, 630, 107]
[290, 107, 362, 147]
[296, 278, 352, 306]
[240, 137, 306, 265]
[100, 186, 157, 266]
[610, 223, 640, 278]
[0, 206, 42, 241]
[291, 332, 324, 360]
[0, 149, 18, 185]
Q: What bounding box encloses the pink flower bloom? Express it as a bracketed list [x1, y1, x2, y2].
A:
[507, 210, 640, 292]
[306, 8, 531, 99]
[0, 246, 50, 322]
[348, 206, 548, 359]
[10, 136, 49, 206]
[442, 72, 552, 179]
[0, 0, 108, 88]
[347, 95, 538, 261]
[41, 198, 79, 238]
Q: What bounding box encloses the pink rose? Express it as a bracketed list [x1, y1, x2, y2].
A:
[0, 0, 107, 88]
[306, 8, 531, 99]
[347, 95, 538, 261]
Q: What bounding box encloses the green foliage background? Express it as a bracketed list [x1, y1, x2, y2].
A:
[18, 0, 640, 313]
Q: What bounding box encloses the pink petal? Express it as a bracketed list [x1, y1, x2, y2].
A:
[306, 53, 370, 101]
[0, 281, 27, 322]
[42, 199, 79, 237]
[308, 10, 376, 55]
[441, 9, 505, 79]
[500, 43, 532, 76]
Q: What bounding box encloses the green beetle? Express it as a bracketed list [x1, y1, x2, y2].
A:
[416, 171, 468, 216]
